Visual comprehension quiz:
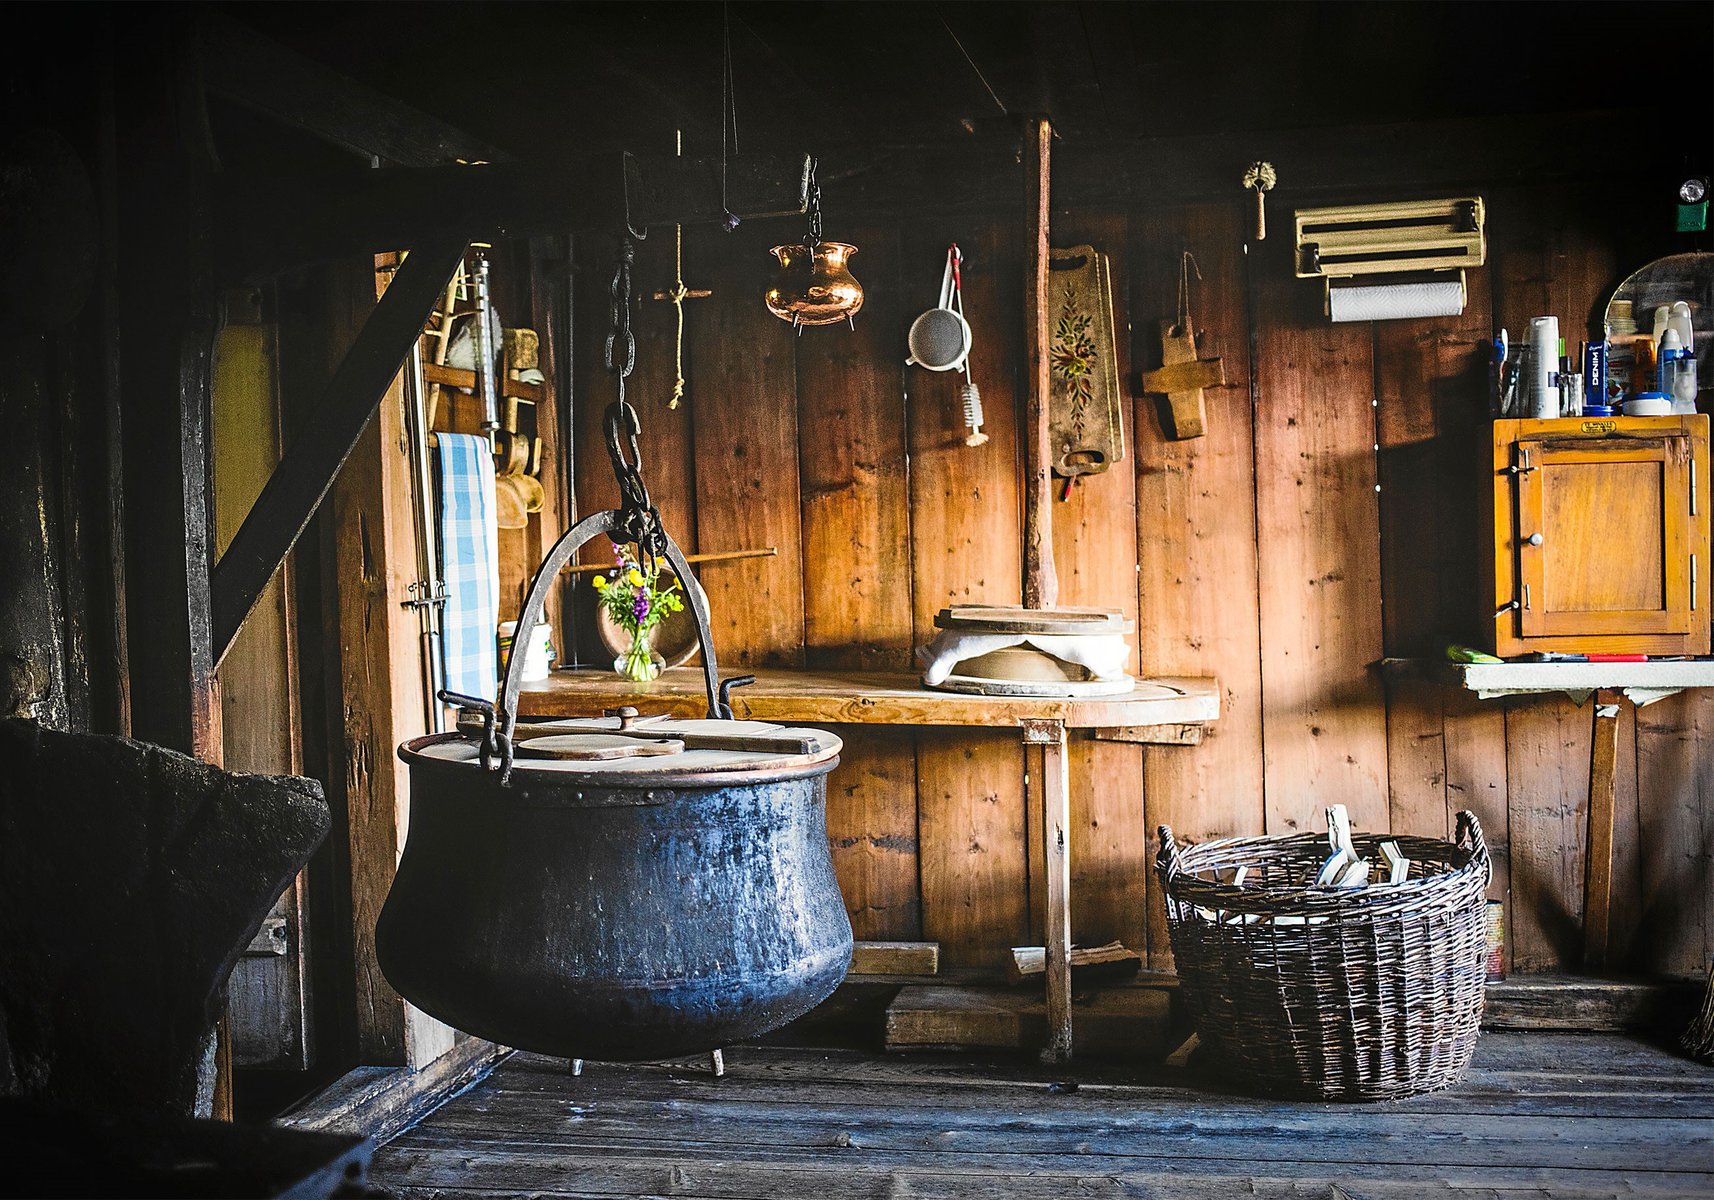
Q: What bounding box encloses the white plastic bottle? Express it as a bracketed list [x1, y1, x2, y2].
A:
[1528, 316, 1560, 419]
[1660, 328, 1698, 414]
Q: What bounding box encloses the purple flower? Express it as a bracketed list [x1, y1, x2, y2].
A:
[632, 591, 650, 623]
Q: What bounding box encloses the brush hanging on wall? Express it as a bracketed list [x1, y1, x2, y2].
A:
[765, 158, 863, 330]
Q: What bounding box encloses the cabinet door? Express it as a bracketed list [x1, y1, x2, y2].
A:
[1516, 435, 1695, 638]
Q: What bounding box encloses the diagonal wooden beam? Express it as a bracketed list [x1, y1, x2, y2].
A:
[210, 238, 468, 666]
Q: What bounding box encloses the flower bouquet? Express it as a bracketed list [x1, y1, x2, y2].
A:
[592, 545, 686, 683]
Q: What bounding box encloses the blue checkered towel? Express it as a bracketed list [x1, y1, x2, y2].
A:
[435, 433, 499, 701]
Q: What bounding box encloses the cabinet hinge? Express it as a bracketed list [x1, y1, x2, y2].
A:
[1692, 457, 1699, 518]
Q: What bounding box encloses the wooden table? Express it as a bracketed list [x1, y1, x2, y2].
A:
[519, 667, 1220, 1061]
[1429, 658, 1714, 970]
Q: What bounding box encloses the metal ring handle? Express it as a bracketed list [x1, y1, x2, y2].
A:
[492, 510, 724, 783]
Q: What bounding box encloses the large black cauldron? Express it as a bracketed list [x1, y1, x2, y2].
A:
[376, 481, 852, 1060]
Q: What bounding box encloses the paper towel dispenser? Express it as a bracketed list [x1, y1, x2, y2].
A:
[1294, 197, 1486, 279]
[1294, 197, 1485, 322]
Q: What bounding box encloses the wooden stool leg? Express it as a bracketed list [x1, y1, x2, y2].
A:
[1023, 719, 1072, 1063]
[1582, 691, 1621, 971]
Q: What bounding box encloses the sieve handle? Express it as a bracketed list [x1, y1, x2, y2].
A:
[938, 251, 955, 311]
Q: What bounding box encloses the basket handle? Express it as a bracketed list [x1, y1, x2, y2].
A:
[1454, 809, 1490, 873]
[1155, 825, 1183, 878]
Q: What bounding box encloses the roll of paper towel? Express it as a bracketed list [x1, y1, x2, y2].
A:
[1328, 278, 1466, 323]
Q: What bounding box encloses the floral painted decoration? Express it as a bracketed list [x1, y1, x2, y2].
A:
[1050, 283, 1098, 441]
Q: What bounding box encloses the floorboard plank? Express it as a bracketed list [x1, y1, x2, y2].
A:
[368, 1034, 1714, 1199]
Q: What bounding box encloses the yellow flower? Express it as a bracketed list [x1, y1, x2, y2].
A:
[592, 575, 608, 590]
[627, 568, 645, 588]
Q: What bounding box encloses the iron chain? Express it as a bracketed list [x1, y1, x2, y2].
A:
[601, 235, 666, 567]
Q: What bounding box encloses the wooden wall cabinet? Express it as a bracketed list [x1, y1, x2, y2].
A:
[1485, 415, 1711, 658]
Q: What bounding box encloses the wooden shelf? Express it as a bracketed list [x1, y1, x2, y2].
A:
[421, 361, 544, 406]
[1439, 654, 1714, 702]
[1394, 657, 1714, 700]
[518, 666, 1219, 730]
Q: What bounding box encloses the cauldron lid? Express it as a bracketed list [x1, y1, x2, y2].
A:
[406, 714, 841, 782]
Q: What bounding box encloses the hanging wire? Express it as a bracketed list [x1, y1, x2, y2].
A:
[720, 2, 741, 231]
[939, 12, 1008, 115]
[1175, 250, 1203, 337]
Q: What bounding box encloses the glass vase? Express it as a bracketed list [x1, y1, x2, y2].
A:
[614, 628, 665, 683]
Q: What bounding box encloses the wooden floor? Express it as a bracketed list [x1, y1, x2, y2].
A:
[370, 1033, 1714, 1199]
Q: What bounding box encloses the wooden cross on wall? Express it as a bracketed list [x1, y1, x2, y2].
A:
[1140, 318, 1225, 440]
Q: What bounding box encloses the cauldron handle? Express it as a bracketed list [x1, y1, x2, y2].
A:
[487, 509, 725, 782]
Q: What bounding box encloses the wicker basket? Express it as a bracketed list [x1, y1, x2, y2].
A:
[1156, 810, 1491, 1102]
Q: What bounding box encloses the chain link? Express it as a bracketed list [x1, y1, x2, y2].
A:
[601, 235, 666, 568]
[603, 235, 637, 387]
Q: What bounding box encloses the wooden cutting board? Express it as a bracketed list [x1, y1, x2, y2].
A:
[934, 604, 1134, 636]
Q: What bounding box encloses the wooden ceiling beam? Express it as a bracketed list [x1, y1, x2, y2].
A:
[215, 153, 811, 283]
[811, 107, 1691, 220]
[193, 13, 509, 167]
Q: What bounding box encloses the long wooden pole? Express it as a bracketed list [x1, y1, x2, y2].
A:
[1022, 115, 1058, 610]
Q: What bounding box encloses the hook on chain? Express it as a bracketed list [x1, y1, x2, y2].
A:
[805, 157, 823, 245]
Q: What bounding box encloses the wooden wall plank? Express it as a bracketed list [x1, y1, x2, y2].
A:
[688, 223, 805, 668]
[796, 224, 914, 672]
[1635, 691, 1714, 979]
[1048, 209, 1145, 953]
[916, 727, 1030, 969]
[1250, 234, 1389, 835]
[1504, 696, 1593, 974]
[1443, 687, 1513, 972]
[1381, 675, 1449, 840]
[794, 225, 920, 943]
[906, 218, 1026, 970]
[826, 727, 922, 943]
[1130, 202, 1265, 968]
[212, 308, 313, 1069]
[322, 260, 455, 1068]
[1373, 264, 1495, 845]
